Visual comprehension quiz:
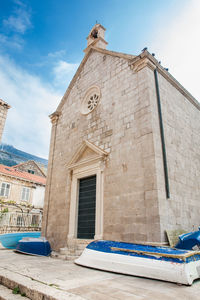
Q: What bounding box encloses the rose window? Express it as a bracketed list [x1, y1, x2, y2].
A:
[87, 94, 99, 111]
[81, 86, 101, 115]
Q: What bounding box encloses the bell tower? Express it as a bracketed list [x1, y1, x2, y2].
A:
[85, 24, 108, 51]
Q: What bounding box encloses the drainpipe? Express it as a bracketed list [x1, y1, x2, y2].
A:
[154, 69, 170, 199]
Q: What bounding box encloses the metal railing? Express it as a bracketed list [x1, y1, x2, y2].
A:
[0, 212, 42, 228]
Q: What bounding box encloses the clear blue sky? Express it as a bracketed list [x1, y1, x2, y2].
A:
[0, 0, 199, 158]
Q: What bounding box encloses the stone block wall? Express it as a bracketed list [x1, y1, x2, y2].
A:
[42, 48, 200, 251]
[42, 50, 161, 250]
[147, 67, 200, 240]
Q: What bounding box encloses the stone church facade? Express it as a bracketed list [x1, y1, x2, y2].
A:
[42, 24, 200, 252]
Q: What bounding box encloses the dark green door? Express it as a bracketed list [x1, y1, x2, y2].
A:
[77, 175, 96, 239]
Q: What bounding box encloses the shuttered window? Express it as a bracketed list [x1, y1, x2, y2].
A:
[77, 175, 96, 239]
[21, 187, 30, 201]
[0, 183, 11, 197]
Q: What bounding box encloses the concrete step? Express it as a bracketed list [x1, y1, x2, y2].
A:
[59, 247, 69, 255]
[52, 241, 90, 261]
[77, 244, 88, 250]
[51, 253, 68, 260]
[51, 251, 79, 261]
[75, 239, 93, 244]
[0, 283, 30, 299]
[65, 255, 78, 261]
[51, 251, 60, 258]
[75, 249, 84, 256]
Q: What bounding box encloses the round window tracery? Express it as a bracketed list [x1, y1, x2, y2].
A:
[81, 86, 101, 115]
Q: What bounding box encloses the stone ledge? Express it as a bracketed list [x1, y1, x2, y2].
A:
[0, 268, 84, 300]
[0, 283, 29, 300]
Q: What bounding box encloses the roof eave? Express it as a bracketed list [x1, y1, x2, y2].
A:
[0, 171, 46, 186]
[129, 50, 200, 111]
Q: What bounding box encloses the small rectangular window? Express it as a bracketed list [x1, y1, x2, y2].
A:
[0, 182, 11, 197]
[21, 187, 30, 201]
[28, 169, 34, 174]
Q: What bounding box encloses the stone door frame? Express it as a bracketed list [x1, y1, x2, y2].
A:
[67, 140, 108, 240]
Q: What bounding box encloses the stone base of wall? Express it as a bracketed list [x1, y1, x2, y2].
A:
[51, 239, 92, 261]
[0, 226, 41, 234]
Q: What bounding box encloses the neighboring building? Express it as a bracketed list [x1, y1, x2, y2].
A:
[0, 99, 47, 232]
[0, 99, 10, 143]
[0, 164, 46, 208]
[13, 160, 46, 177]
[42, 24, 200, 252]
[36, 162, 47, 176]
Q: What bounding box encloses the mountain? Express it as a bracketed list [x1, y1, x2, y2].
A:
[0, 143, 48, 168]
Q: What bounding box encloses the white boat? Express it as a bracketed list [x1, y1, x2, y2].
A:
[75, 240, 200, 285]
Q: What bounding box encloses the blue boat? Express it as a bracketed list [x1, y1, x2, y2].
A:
[175, 227, 200, 250]
[75, 240, 200, 285]
[15, 237, 51, 256]
[0, 232, 41, 249]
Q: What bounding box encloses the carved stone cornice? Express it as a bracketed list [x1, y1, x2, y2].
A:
[129, 50, 200, 111]
[130, 57, 156, 72]
[49, 112, 61, 125]
[67, 140, 108, 170]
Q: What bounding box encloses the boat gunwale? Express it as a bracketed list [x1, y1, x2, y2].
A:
[110, 247, 200, 261]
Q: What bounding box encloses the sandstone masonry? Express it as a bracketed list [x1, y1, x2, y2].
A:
[42, 24, 200, 253]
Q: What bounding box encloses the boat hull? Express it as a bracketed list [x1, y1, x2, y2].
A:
[15, 237, 51, 256]
[0, 232, 41, 249]
[75, 240, 200, 285]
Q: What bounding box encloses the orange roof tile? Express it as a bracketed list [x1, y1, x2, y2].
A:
[0, 164, 46, 185]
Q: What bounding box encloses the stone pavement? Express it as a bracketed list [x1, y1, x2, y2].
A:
[0, 249, 200, 300]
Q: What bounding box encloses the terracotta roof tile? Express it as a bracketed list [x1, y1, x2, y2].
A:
[0, 164, 46, 185]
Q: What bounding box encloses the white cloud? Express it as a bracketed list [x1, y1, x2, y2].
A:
[47, 50, 67, 59]
[0, 34, 24, 49]
[150, 0, 200, 101]
[53, 60, 79, 89]
[3, 2, 31, 34]
[0, 1, 31, 50]
[0, 54, 61, 158]
[29, 52, 79, 91]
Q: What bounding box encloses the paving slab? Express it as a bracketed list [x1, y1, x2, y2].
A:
[0, 249, 200, 299]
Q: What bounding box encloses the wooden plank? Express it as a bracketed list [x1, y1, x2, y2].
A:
[166, 229, 187, 247]
[111, 247, 200, 261]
